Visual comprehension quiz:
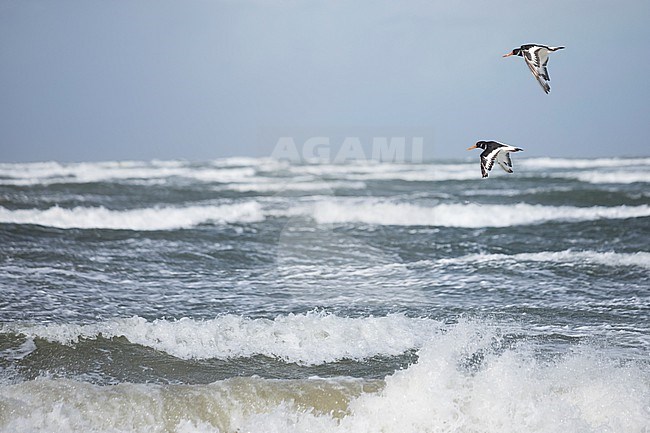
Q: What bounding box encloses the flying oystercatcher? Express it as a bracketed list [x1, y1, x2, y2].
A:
[503, 44, 565, 94]
[467, 141, 523, 178]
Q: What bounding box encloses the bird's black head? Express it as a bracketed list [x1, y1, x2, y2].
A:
[467, 141, 486, 151]
[503, 48, 522, 58]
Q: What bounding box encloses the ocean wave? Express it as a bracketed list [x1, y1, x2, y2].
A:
[303, 200, 650, 227]
[1, 320, 647, 433]
[12, 313, 442, 364]
[0, 161, 261, 186]
[216, 180, 367, 193]
[2, 201, 649, 230]
[337, 322, 649, 433]
[288, 162, 480, 182]
[347, 168, 478, 182]
[555, 170, 650, 184]
[0, 202, 263, 230]
[3, 158, 650, 186]
[287, 162, 421, 176]
[435, 250, 650, 269]
[521, 157, 650, 169]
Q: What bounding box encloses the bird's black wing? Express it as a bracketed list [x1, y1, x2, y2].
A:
[479, 158, 489, 178]
[480, 147, 502, 178]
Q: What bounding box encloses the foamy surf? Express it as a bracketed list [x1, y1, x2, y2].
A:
[1, 321, 647, 433]
[435, 250, 650, 269]
[2, 200, 649, 229]
[558, 170, 650, 184]
[296, 164, 479, 182]
[305, 200, 650, 227]
[0, 160, 264, 186]
[2, 156, 648, 433]
[0, 202, 263, 230]
[11, 313, 441, 364]
[216, 180, 367, 193]
[521, 157, 650, 169]
[2, 157, 649, 187]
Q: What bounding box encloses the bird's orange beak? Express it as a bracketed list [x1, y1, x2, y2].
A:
[467, 145, 477, 150]
[502, 52, 514, 57]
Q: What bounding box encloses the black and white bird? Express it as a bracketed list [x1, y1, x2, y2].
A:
[467, 141, 523, 178]
[503, 44, 565, 94]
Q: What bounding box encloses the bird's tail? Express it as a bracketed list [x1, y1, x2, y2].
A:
[549, 46, 565, 51]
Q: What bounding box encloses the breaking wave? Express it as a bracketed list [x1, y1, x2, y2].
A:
[2, 158, 649, 187]
[521, 157, 650, 169]
[305, 201, 650, 227]
[0, 202, 263, 230]
[1, 320, 648, 433]
[2, 200, 649, 230]
[557, 171, 650, 184]
[0, 160, 279, 186]
[10, 313, 441, 365]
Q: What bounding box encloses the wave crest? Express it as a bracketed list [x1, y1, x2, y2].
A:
[14, 313, 441, 364]
[436, 250, 650, 269]
[2, 320, 648, 433]
[0, 202, 263, 230]
[2, 201, 649, 230]
[307, 201, 650, 227]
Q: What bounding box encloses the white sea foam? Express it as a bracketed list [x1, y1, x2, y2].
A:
[0, 202, 263, 230]
[557, 170, 650, 184]
[287, 162, 415, 176]
[0, 160, 260, 185]
[303, 200, 650, 227]
[347, 167, 479, 182]
[436, 250, 650, 269]
[336, 322, 649, 433]
[3, 200, 648, 230]
[0, 161, 177, 185]
[209, 156, 280, 168]
[288, 162, 480, 182]
[2, 320, 648, 433]
[522, 157, 650, 169]
[3, 158, 649, 186]
[182, 167, 258, 183]
[217, 180, 367, 193]
[15, 313, 441, 364]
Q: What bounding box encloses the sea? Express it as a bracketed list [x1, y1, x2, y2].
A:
[0, 156, 648, 433]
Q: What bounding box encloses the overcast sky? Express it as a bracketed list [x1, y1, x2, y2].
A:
[1, 0, 649, 162]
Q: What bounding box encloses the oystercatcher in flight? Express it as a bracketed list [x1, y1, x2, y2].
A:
[503, 44, 565, 94]
[467, 141, 523, 178]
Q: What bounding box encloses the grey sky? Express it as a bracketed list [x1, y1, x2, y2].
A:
[1, 0, 649, 162]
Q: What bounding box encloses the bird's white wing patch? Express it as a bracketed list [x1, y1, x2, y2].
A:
[523, 49, 551, 94]
[536, 48, 551, 81]
[534, 47, 550, 68]
[496, 151, 514, 173]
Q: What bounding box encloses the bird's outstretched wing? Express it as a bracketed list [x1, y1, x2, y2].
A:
[523, 46, 551, 94]
[496, 151, 514, 173]
[480, 147, 502, 178]
[479, 158, 489, 178]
